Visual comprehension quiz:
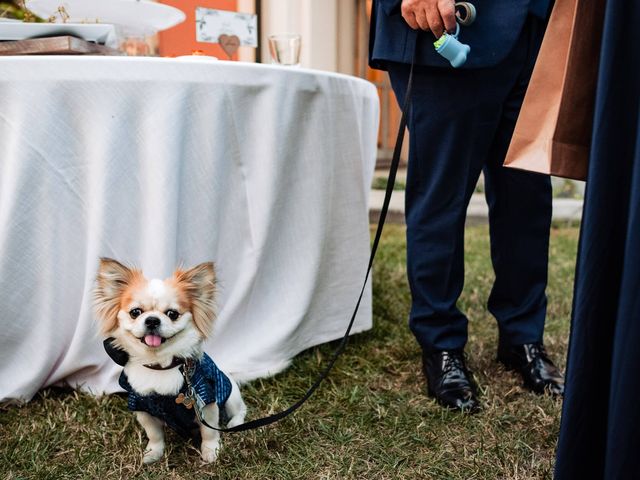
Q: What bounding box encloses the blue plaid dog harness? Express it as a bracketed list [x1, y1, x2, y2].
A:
[104, 339, 232, 440]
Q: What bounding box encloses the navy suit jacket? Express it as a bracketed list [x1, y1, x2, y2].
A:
[369, 0, 551, 70]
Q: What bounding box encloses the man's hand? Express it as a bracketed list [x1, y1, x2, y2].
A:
[401, 0, 457, 39]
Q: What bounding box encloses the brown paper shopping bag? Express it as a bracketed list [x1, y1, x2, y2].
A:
[504, 0, 606, 180]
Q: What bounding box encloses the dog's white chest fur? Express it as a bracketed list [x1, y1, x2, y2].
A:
[124, 363, 184, 396]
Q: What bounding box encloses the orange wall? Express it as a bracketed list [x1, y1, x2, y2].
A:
[158, 0, 239, 59]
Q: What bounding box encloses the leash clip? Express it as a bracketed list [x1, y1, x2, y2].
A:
[176, 359, 197, 409]
[455, 2, 477, 26]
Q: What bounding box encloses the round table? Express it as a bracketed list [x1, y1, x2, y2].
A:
[0, 57, 379, 401]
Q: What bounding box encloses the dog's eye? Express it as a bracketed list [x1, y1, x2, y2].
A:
[129, 308, 143, 319]
[166, 309, 180, 321]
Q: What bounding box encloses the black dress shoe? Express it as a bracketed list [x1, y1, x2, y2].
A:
[497, 343, 564, 396]
[422, 350, 480, 413]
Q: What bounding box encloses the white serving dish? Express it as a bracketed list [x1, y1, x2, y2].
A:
[26, 0, 185, 33]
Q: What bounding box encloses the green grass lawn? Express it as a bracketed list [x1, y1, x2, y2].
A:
[0, 225, 579, 480]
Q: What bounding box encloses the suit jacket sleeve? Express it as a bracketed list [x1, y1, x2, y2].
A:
[370, 0, 534, 70]
[378, 0, 402, 16]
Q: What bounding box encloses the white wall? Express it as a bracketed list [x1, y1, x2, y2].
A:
[260, 0, 355, 73]
[238, 0, 258, 62]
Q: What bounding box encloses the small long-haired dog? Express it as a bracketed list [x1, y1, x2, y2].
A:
[94, 258, 246, 464]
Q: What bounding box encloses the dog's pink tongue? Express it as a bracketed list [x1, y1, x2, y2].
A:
[144, 334, 162, 347]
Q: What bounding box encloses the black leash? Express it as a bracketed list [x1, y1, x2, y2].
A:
[205, 54, 417, 434]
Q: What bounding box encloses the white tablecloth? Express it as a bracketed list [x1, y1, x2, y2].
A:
[0, 57, 379, 402]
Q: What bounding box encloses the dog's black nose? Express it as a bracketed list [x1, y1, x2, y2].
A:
[145, 316, 161, 329]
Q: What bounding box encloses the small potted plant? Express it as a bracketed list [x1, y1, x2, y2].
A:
[0, 1, 42, 22]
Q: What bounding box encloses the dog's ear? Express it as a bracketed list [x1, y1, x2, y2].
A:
[173, 262, 216, 338]
[94, 258, 140, 335]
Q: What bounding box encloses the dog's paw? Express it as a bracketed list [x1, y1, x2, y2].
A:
[200, 440, 220, 463]
[226, 413, 246, 429]
[143, 442, 165, 464]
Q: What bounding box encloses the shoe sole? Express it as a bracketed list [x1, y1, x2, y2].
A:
[426, 385, 481, 413]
